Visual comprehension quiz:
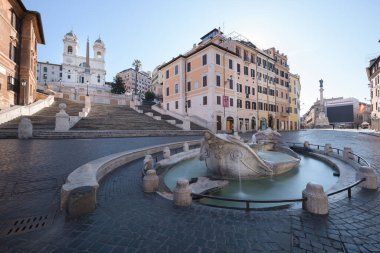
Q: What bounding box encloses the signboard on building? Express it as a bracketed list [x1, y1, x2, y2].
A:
[223, 95, 229, 107]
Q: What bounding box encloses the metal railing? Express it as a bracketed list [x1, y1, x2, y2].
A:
[327, 178, 366, 198]
[191, 193, 306, 211]
[286, 142, 370, 167]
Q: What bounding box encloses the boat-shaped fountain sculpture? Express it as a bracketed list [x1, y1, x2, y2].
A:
[199, 129, 300, 179]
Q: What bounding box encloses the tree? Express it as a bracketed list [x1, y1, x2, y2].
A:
[132, 59, 142, 95]
[110, 76, 126, 94]
[144, 91, 155, 101]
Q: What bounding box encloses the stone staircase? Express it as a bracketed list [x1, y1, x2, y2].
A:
[0, 98, 84, 131]
[72, 104, 181, 130]
[137, 105, 206, 131]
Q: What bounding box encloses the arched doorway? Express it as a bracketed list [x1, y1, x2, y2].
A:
[251, 117, 256, 131]
[226, 117, 234, 133]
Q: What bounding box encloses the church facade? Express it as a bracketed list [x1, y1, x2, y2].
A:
[37, 31, 106, 87]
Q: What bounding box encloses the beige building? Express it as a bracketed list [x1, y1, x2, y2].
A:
[289, 73, 301, 130]
[159, 28, 299, 132]
[117, 68, 152, 96]
[0, 0, 44, 110]
[367, 55, 380, 130]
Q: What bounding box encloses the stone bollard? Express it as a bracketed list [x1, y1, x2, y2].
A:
[143, 155, 153, 175]
[303, 141, 310, 150]
[302, 182, 328, 215]
[182, 116, 191, 131]
[356, 166, 378, 190]
[163, 147, 171, 159]
[55, 103, 70, 131]
[343, 147, 354, 160]
[18, 118, 33, 139]
[85, 95, 91, 109]
[67, 186, 96, 218]
[173, 179, 192, 207]
[143, 170, 159, 192]
[324, 144, 332, 155]
[183, 142, 189, 152]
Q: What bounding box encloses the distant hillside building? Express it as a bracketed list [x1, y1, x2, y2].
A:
[367, 55, 380, 130]
[0, 0, 45, 109]
[37, 31, 106, 87]
[117, 68, 152, 95]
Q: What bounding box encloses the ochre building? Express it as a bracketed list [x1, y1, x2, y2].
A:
[159, 28, 301, 132]
[0, 0, 44, 110]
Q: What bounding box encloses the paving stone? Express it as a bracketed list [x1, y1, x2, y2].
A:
[0, 131, 380, 252]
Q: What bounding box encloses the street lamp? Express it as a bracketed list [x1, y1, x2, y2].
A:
[21, 80, 26, 105]
[59, 79, 62, 92]
[86, 80, 89, 96]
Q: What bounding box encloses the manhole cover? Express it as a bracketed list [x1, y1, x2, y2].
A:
[0, 213, 54, 238]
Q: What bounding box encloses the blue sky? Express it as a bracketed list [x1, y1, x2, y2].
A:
[23, 0, 380, 114]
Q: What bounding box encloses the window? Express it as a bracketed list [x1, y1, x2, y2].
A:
[187, 81, 191, 91]
[229, 79, 233, 89]
[252, 87, 255, 95]
[166, 70, 169, 79]
[187, 62, 191, 72]
[175, 83, 179, 93]
[187, 100, 191, 108]
[237, 63, 241, 74]
[263, 87, 267, 94]
[244, 66, 248, 75]
[202, 54, 207, 65]
[68, 75, 71, 79]
[97, 51, 102, 58]
[43, 67, 47, 72]
[252, 102, 256, 110]
[203, 75, 207, 87]
[166, 87, 169, 96]
[59, 73, 62, 77]
[245, 101, 251, 109]
[97, 74, 100, 83]
[175, 65, 178, 75]
[237, 99, 242, 108]
[167, 103, 169, 110]
[203, 96, 207, 105]
[236, 83, 242, 93]
[258, 86, 262, 93]
[229, 59, 233, 69]
[9, 44, 17, 63]
[230, 98, 234, 106]
[236, 47, 241, 56]
[216, 75, 221, 86]
[175, 101, 178, 109]
[216, 54, 221, 65]
[67, 46, 73, 54]
[264, 103, 268, 111]
[217, 96, 221, 105]
[258, 102, 263, 110]
[250, 69, 255, 78]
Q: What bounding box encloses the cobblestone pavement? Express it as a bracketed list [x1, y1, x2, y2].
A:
[0, 130, 380, 253]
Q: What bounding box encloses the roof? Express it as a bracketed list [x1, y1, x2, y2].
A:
[16, 0, 45, 44]
[158, 42, 239, 70]
[200, 28, 221, 40]
[117, 68, 151, 79]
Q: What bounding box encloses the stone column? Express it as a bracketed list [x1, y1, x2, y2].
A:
[163, 147, 171, 159]
[143, 170, 159, 192]
[85, 95, 91, 109]
[302, 182, 328, 215]
[182, 116, 191, 131]
[183, 142, 189, 152]
[143, 155, 153, 175]
[356, 166, 378, 190]
[324, 144, 332, 155]
[55, 103, 70, 131]
[303, 141, 310, 150]
[343, 147, 353, 160]
[18, 117, 33, 139]
[173, 179, 192, 207]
